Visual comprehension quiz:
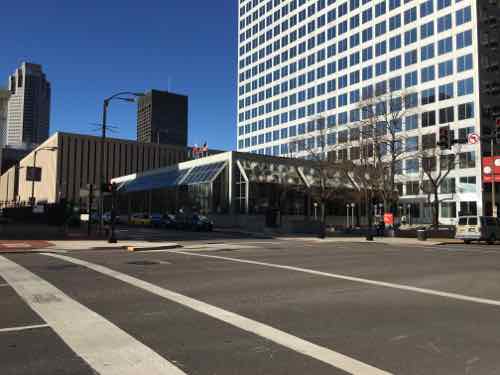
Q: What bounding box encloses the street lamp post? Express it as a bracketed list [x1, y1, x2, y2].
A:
[29, 147, 58, 206]
[346, 203, 350, 228]
[99, 91, 144, 243]
[351, 203, 356, 227]
[407, 203, 412, 225]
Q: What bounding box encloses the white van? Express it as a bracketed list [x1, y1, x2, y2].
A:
[455, 216, 500, 244]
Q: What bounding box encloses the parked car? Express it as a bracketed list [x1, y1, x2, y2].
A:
[162, 214, 178, 229]
[455, 216, 500, 244]
[191, 214, 214, 231]
[150, 213, 164, 228]
[130, 213, 151, 226]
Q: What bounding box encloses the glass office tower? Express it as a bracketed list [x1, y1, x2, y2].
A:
[237, 0, 500, 223]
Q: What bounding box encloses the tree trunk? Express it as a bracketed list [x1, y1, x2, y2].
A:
[433, 190, 439, 229]
[319, 201, 326, 239]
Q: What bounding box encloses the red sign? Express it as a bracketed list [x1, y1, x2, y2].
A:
[482, 156, 500, 183]
[384, 213, 394, 225]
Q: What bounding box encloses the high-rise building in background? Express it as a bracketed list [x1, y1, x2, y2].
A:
[237, 0, 500, 222]
[137, 90, 188, 146]
[6, 62, 51, 147]
[0, 89, 9, 146]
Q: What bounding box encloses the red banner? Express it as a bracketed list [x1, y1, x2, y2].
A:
[482, 157, 500, 183]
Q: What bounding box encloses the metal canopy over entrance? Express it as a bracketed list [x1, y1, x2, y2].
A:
[117, 161, 227, 193]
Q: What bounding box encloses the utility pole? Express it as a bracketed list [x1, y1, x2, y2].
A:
[87, 184, 94, 237]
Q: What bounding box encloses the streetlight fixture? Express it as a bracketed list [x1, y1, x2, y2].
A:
[29, 146, 58, 205]
[99, 91, 144, 243]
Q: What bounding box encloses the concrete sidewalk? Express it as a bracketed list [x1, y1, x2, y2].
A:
[280, 236, 459, 246]
[0, 240, 180, 253]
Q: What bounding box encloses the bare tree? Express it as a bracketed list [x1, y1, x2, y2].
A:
[417, 143, 460, 229]
[353, 91, 416, 215]
[288, 117, 348, 237]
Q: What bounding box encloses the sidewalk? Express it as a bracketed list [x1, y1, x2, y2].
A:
[279, 236, 460, 246]
[0, 239, 180, 254]
[0, 240, 55, 253]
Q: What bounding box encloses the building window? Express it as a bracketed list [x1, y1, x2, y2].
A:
[421, 88, 435, 105]
[438, 60, 453, 78]
[421, 21, 434, 39]
[460, 201, 477, 216]
[421, 66, 435, 82]
[457, 78, 474, 96]
[421, 43, 434, 61]
[406, 180, 420, 194]
[457, 30, 472, 49]
[441, 202, 456, 218]
[439, 83, 454, 101]
[439, 107, 454, 124]
[457, 54, 473, 72]
[459, 152, 476, 168]
[440, 178, 456, 194]
[437, 14, 452, 33]
[438, 37, 453, 55]
[456, 6, 471, 26]
[405, 114, 418, 130]
[458, 102, 474, 120]
[422, 133, 436, 149]
[422, 111, 436, 127]
[459, 176, 476, 193]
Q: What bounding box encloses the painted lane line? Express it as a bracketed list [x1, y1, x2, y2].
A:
[0, 256, 186, 375]
[0, 324, 49, 333]
[165, 250, 500, 308]
[45, 253, 391, 375]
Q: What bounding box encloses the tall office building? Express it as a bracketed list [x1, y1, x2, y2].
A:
[0, 89, 9, 146]
[137, 90, 188, 147]
[237, 0, 500, 222]
[6, 62, 51, 147]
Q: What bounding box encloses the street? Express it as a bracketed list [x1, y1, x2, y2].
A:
[2, 233, 500, 374]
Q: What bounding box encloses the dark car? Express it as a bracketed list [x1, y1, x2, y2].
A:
[162, 214, 178, 229]
[191, 214, 213, 231]
[150, 213, 164, 228]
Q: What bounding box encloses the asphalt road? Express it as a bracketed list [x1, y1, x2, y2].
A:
[2, 236, 500, 374]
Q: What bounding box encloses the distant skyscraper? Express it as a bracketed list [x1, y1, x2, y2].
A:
[6, 62, 51, 147]
[137, 90, 188, 146]
[0, 89, 9, 146]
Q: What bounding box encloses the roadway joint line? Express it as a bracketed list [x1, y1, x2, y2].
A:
[44, 253, 392, 375]
[165, 250, 500, 308]
[0, 323, 49, 333]
[0, 255, 186, 375]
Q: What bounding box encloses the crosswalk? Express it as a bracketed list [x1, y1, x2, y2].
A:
[0, 253, 391, 375]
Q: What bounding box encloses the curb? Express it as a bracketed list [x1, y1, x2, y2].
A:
[126, 244, 182, 252]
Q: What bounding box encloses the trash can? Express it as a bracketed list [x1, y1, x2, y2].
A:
[417, 229, 427, 241]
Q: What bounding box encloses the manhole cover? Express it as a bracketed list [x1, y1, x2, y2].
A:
[127, 260, 160, 266]
[47, 264, 79, 271]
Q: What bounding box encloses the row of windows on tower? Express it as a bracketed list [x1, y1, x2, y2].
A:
[238, 29, 472, 104]
[238, 54, 473, 125]
[239, 0, 467, 61]
[239, 77, 473, 138]
[239, 0, 457, 40]
[238, 102, 475, 153]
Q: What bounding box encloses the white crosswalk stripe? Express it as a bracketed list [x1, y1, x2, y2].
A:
[0, 255, 186, 375]
[45, 252, 392, 375]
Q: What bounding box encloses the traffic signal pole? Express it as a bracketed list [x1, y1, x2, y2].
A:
[492, 137, 497, 217]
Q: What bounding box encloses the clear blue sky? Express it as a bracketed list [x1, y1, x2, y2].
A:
[0, 1, 237, 150]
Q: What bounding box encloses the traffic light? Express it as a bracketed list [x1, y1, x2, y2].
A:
[100, 183, 116, 193]
[438, 127, 451, 149]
